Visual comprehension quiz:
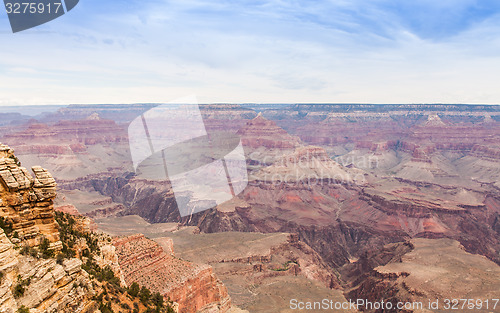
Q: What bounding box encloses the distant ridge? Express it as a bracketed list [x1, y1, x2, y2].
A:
[287, 103, 500, 112]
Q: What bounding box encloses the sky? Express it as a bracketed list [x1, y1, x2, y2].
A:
[1, 0, 500, 105]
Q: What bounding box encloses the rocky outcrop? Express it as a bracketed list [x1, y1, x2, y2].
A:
[0, 227, 97, 313]
[114, 234, 231, 313]
[0, 144, 61, 250]
[422, 113, 446, 127]
[237, 113, 301, 150]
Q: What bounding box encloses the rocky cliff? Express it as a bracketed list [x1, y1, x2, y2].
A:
[0, 147, 179, 312]
[0, 144, 62, 250]
[237, 113, 301, 150]
[0, 223, 101, 313]
[113, 234, 231, 313]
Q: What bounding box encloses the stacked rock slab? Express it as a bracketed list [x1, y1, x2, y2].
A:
[0, 144, 61, 250]
[0, 227, 96, 313]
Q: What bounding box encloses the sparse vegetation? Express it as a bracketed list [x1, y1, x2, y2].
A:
[139, 285, 151, 304]
[13, 275, 30, 298]
[56, 253, 65, 264]
[19, 237, 56, 259]
[126, 281, 175, 312]
[13, 283, 25, 298]
[82, 259, 121, 286]
[17, 306, 29, 313]
[271, 260, 298, 272]
[20, 245, 38, 258]
[99, 301, 114, 313]
[0, 216, 13, 236]
[9, 211, 177, 312]
[55, 211, 100, 257]
[39, 237, 54, 258]
[128, 282, 140, 297]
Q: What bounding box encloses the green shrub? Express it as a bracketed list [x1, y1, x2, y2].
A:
[39, 237, 54, 258]
[21, 245, 39, 258]
[128, 282, 140, 297]
[166, 305, 176, 313]
[17, 306, 29, 313]
[151, 292, 164, 308]
[13, 284, 25, 298]
[0, 217, 13, 235]
[139, 286, 151, 304]
[99, 302, 113, 313]
[56, 253, 65, 265]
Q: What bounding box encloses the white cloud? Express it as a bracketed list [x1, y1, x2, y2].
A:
[1, 0, 500, 105]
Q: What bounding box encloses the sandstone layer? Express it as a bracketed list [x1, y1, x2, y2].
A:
[113, 234, 231, 313]
[0, 144, 62, 250]
[0, 227, 98, 313]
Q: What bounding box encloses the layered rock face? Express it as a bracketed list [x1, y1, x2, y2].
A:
[1, 116, 130, 180]
[72, 152, 500, 268]
[200, 104, 257, 134]
[237, 113, 301, 150]
[0, 227, 97, 313]
[160, 231, 341, 290]
[281, 105, 500, 187]
[3, 116, 127, 147]
[237, 113, 302, 167]
[0, 144, 61, 250]
[113, 234, 231, 313]
[252, 145, 365, 184]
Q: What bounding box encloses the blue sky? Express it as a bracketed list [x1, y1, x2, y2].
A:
[1, 0, 500, 105]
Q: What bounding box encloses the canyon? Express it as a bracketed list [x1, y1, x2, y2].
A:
[1, 103, 499, 312]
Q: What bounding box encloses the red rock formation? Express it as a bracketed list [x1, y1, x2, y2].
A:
[55, 204, 81, 216]
[4, 116, 127, 147]
[0, 144, 61, 250]
[113, 234, 231, 313]
[237, 113, 301, 149]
